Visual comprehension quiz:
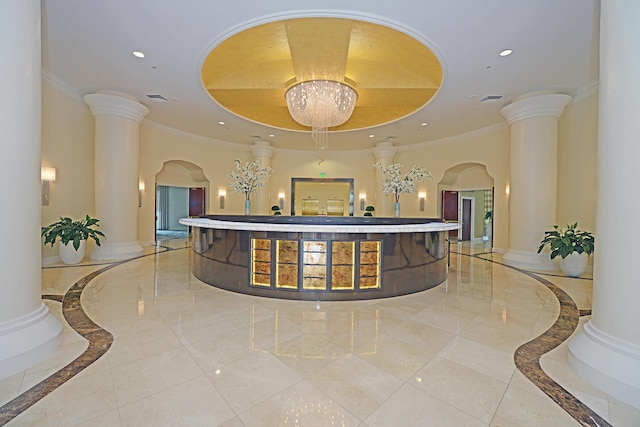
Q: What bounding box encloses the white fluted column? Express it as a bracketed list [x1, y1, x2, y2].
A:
[0, 0, 62, 378]
[251, 141, 274, 215]
[568, 0, 640, 410]
[500, 91, 571, 270]
[372, 142, 397, 217]
[84, 92, 149, 260]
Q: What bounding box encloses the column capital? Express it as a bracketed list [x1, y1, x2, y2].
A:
[500, 92, 572, 126]
[84, 92, 150, 124]
[372, 142, 397, 161]
[251, 141, 274, 159]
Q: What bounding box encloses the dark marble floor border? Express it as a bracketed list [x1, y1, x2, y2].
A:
[0, 246, 179, 426]
[468, 252, 610, 427]
[0, 246, 608, 426]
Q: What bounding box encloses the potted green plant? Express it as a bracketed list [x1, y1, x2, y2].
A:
[364, 205, 375, 217]
[483, 210, 492, 241]
[41, 215, 105, 264]
[537, 222, 594, 277]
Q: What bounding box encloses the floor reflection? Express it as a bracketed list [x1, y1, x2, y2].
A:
[1, 239, 638, 426]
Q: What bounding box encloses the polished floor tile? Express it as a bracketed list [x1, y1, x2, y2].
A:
[1, 239, 639, 426]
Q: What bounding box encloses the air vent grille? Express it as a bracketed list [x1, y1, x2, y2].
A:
[146, 94, 170, 103]
[479, 95, 503, 103]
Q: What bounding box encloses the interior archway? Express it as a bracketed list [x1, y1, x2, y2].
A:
[155, 160, 210, 241]
[438, 163, 494, 244]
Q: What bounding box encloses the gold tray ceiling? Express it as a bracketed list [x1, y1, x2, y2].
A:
[202, 18, 442, 131]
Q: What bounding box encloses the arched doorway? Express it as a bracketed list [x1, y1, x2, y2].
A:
[438, 163, 494, 245]
[155, 160, 210, 241]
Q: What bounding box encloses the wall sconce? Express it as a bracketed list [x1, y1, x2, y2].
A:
[138, 181, 145, 207]
[418, 191, 426, 212]
[505, 184, 510, 196]
[359, 192, 366, 210]
[219, 189, 226, 209]
[41, 167, 56, 206]
[278, 192, 285, 210]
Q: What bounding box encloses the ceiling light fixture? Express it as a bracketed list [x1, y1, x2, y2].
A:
[285, 80, 357, 151]
[132, 51, 145, 58]
[499, 49, 513, 57]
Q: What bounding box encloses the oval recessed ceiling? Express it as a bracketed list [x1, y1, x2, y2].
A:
[201, 17, 442, 132]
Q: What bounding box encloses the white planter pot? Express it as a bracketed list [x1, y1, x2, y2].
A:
[560, 252, 588, 277]
[58, 240, 86, 265]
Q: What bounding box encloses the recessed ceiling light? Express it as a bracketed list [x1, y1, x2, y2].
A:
[132, 51, 145, 58]
[218, 121, 225, 125]
[499, 49, 513, 57]
[268, 134, 275, 138]
[421, 122, 428, 126]
[368, 134, 375, 138]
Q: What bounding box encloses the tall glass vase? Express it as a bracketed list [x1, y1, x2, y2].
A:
[245, 199, 251, 215]
[394, 202, 400, 218]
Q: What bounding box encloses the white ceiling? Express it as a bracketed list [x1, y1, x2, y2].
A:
[41, 0, 600, 151]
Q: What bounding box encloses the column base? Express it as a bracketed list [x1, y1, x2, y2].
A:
[90, 241, 144, 261]
[502, 248, 556, 271]
[0, 303, 62, 379]
[568, 321, 640, 410]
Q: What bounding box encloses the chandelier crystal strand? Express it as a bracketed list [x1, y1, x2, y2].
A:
[286, 80, 357, 150]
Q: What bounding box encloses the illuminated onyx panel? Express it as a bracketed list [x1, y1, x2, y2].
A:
[359, 241, 381, 289]
[251, 239, 271, 287]
[276, 240, 298, 289]
[303, 241, 326, 290]
[331, 241, 355, 290]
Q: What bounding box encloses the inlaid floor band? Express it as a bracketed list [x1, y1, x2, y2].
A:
[470, 252, 609, 427]
[0, 247, 176, 426]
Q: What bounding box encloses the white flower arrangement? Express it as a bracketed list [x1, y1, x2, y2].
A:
[228, 159, 272, 200]
[373, 163, 433, 203]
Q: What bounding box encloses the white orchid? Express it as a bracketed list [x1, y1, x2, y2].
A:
[373, 163, 432, 203]
[228, 159, 272, 200]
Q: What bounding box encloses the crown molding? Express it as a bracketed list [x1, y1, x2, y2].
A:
[41, 69, 83, 103]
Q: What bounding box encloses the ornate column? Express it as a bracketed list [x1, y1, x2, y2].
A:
[500, 91, 571, 270]
[251, 141, 274, 215]
[0, 0, 62, 377]
[84, 92, 149, 260]
[372, 142, 397, 217]
[568, 0, 640, 410]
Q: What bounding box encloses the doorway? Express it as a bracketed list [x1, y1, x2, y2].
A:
[189, 187, 206, 216]
[156, 185, 189, 239]
[442, 190, 459, 238]
[461, 197, 474, 241]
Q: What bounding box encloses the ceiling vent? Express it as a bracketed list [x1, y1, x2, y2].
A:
[146, 94, 170, 103]
[479, 95, 503, 103]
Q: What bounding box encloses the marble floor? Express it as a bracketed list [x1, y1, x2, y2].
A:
[1, 239, 639, 426]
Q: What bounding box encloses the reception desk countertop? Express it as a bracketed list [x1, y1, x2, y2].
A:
[179, 215, 460, 234]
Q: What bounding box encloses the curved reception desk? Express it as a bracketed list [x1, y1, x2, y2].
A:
[180, 215, 460, 301]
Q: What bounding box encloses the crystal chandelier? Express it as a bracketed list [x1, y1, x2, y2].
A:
[285, 80, 357, 150]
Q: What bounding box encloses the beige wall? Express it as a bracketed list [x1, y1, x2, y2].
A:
[557, 92, 599, 233]
[41, 79, 599, 261]
[40, 79, 95, 260]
